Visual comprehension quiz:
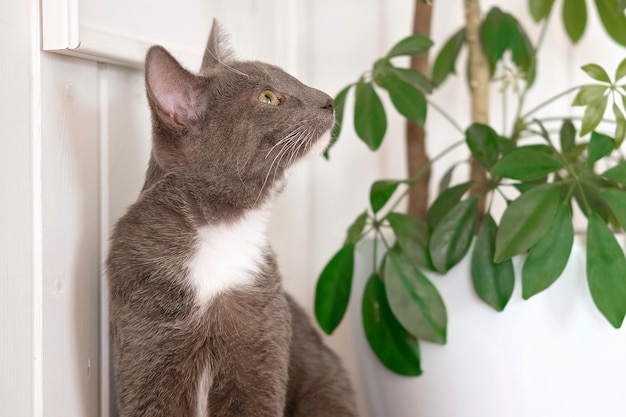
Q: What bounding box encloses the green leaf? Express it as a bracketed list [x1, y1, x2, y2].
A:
[529, 0, 556, 21]
[386, 34, 434, 58]
[388, 66, 433, 94]
[385, 246, 448, 344]
[381, 73, 428, 125]
[498, 135, 517, 155]
[571, 85, 608, 106]
[465, 123, 500, 169]
[427, 182, 472, 231]
[345, 211, 368, 245]
[494, 183, 561, 262]
[370, 180, 401, 214]
[480, 7, 535, 82]
[575, 179, 613, 220]
[513, 181, 545, 193]
[509, 18, 536, 83]
[594, 0, 626, 47]
[491, 148, 564, 181]
[586, 213, 626, 328]
[616, 57, 626, 81]
[602, 161, 626, 184]
[563, 0, 587, 43]
[581, 95, 609, 136]
[480, 7, 513, 64]
[619, 0, 626, 12]
[471, 215, 515, 311]
[533, 118, 553, 142]
[315, 244, 355, 334]
[429, 197, 479, 273]
[324, 85, 352, 159]
[581, 63, 611, 83]
[588, 131, 615, 164]
[354, 79, 387, 150]
[362, 273, 422, 376]
[560, 118, 576, 152]
[564, 143, 588, 162]
[432, 28, 465, 86]
[603, 188, 626, 229]
[438, 162, 461, 194]
[522, 205, 574, 299]
[387, 212, 434, 271]
[613, 103, 626, 147]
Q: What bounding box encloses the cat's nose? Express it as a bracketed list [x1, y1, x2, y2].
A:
[321, 99, 334, 112]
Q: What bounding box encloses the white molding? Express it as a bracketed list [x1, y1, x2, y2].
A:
[41, 0, 201, 68]
[41, 0, 79, 50]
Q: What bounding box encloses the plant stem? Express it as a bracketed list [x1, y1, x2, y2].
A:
[386, 138, 466, 215]
[379, 231, 393, 251]
[464, 0, 490, 215]
[426, 97, 465, 134]
[521, 85, 585, 120]
[536, 116, 617, 124]
[372, 228, 379, 272]
[511, 14, 551, 137]
[576, 181, 593, 216]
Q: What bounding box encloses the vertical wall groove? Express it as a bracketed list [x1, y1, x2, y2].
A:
[30, 0, 44, 413]
[97, 63, 111, 417]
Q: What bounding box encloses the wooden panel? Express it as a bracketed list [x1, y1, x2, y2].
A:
[41, 53, 100, 417]
[0, 0, 39, 414]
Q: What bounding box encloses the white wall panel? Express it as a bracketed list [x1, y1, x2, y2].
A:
[0, 0, 40, 414]
[41, 53, 100, 417]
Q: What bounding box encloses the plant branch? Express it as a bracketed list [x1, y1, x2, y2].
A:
[405, 0, 434, 221]
[386, 138, 466, 215]
[464, 0, 490, 214]
[521, 85, 584, 120]
[511, 14, 551, 138]
[535, 116, 617, 124]
[426, 97, 464, 133]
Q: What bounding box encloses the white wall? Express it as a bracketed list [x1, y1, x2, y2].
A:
[3, 0, 625, 416]
[0, 0, 40, 415]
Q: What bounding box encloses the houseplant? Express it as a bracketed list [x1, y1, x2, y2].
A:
[315, 0, 626, 382]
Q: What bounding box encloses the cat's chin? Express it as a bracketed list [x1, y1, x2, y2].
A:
[305, 130, 332, 159]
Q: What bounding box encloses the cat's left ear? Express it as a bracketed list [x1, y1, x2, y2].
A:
[199, 19, 235, 75]
[145, 46, 206, 127]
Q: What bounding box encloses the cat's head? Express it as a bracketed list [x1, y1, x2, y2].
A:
[144, 20, 334, 208]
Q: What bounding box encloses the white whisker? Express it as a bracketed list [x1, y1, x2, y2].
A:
[236, 158, 247, 188]
[204, 48, 249, 77]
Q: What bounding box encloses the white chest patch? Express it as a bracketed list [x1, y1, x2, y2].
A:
[187, 207, 270, 305]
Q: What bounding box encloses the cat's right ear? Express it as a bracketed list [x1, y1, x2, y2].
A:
[145, 46, 206, 128]
[199, 19, 234, 75]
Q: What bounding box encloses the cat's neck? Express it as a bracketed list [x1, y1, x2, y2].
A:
[142, 154, 277, 225]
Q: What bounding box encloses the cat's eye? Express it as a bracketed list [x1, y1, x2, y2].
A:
[258, 90, 280, 106]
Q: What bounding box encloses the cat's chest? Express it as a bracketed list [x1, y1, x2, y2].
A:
[187, 207, 270, 305]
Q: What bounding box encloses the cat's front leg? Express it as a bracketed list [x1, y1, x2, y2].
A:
[204, 289, 292, 417]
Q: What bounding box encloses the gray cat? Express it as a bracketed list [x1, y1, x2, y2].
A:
[106, 20, 358, 417]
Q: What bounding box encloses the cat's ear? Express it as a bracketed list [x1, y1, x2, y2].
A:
[199, 19, 235, 75]
[145, 46, 206, 127]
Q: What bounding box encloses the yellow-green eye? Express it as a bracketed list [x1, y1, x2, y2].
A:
[258, 90, 280, 106]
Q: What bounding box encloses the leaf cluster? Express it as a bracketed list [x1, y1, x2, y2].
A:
[316, 1, 626, 376]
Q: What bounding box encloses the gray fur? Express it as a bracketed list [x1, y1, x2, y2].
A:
[107, 21, 357, 417]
